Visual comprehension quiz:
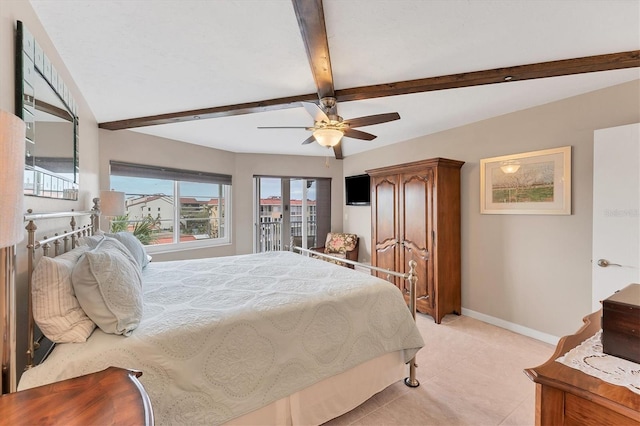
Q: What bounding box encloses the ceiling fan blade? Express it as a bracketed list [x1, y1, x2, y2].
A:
[301, 135, 316, 145]
[301, 102, 330, 123]
[343, 128, 377, 141]
[344, 112, 400, 128]
[257, 126, 310, 129]
[333, 143, 343, 160]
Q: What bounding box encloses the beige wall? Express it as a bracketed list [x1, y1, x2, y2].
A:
[343, 80, 640, 338]
[1, 0, 100, 377]
[98, 129, 344, 260]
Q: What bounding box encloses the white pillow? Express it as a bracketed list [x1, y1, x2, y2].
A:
[106, 232, 150, 270]
[71, 237, 143, 336]
[76, 232, 105, 248]
[31, 246, 96, 343]
[81, 233, 150, 270]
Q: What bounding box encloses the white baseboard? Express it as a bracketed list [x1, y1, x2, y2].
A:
[461, 308, 560, 345]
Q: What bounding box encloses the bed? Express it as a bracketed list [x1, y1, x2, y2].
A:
[10, 207, 424, 425]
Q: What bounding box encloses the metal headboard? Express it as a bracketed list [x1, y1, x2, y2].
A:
[2, 203, 102, 393]
[23, 204, 101, 373]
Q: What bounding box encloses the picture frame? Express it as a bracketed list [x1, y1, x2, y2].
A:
[480, 146, 571, 215]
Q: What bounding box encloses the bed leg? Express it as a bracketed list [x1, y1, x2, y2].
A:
[405, 359, 419, 388]
[404, 260, 420, 388]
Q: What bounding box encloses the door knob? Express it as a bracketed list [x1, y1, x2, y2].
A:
[597, 259, 622, 268]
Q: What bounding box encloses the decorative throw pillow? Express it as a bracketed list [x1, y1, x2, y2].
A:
[71, 237, 143, 336]
[31, 246, 96, 343]
[324, 233, 358, 254]
[106, 232, 150, 270]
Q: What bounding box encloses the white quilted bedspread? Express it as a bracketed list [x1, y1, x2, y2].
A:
[19, 251, 424, 425]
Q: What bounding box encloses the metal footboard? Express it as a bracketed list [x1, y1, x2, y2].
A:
[291, 245, 420, 388]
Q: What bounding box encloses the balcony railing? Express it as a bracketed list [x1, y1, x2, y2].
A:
[258, 220, 317, 252]
[110, 216, 225, 245]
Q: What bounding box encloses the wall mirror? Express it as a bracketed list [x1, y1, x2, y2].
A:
[16, 21, 79, 200]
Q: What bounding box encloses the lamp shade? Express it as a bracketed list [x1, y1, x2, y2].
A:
[0, 110, 26, 248]
[100, 190, 125, 216]
[313, 128, 343, 147]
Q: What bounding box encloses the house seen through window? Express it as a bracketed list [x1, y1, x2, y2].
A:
[109, 161, 231, 247]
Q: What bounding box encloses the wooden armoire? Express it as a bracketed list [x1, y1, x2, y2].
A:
[367, 158, 464, 324]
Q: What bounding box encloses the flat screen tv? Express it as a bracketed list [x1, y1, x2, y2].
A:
[345, 174, 370, 206]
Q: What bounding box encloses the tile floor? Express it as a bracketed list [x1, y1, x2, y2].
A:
[324, 313, 555, 426]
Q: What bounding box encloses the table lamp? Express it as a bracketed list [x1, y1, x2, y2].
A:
[0, 110, 26, 394]
[99, 190, 125, 232]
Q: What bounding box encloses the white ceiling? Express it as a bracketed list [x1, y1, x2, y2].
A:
[29, 0, 640, 158]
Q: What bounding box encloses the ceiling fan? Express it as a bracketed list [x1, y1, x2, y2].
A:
[256, 0, 403, 160]
[257, 96, 400, 150]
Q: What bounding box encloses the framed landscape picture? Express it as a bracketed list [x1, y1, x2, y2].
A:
[480, 146, 572, 215]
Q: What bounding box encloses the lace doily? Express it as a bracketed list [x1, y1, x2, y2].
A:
[556, 330, 640, 395]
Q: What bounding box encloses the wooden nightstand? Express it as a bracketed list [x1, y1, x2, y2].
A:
[0, 367, 153, 425]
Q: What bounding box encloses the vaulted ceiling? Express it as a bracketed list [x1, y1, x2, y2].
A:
[29, 0, 639, 158]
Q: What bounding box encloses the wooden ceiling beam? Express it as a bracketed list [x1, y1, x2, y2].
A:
[291, 0, 343, 159]
[332, 142, 343, 160]
[98, 93, 318, 130]
[335, 50, 640, 102]
[99, 50, 639, 132]
[292, 0, 334, 102]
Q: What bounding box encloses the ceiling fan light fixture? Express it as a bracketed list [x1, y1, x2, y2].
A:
[313, 128, 343, 147]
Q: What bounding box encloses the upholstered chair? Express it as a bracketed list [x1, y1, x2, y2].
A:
[310, 232, 359, 268]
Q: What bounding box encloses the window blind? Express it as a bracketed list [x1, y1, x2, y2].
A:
[110, 161, 232, 185]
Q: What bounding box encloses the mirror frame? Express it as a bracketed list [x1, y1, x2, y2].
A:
[15, 20, 79, 200]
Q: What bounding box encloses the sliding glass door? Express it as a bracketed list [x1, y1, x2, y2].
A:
[254, 176, 331, 252]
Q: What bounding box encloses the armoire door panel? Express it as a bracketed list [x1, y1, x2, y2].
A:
[399, 171, 433, 308]
[373, 244, 398, 284]
[402, 244, 430, 306]
[400, 174, 429, 253]
[371, 175, 401, 288]
[372, 178, 397, 246]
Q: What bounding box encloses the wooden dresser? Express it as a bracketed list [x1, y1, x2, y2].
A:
[367, 158, 464, 323]
[525, 311, 640, 425]
[0, 367, 154, 425]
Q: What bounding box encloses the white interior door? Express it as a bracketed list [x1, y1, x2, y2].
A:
[592, 123, 640, 311]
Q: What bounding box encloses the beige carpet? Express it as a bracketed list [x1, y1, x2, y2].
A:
[323, 313, 554, 426]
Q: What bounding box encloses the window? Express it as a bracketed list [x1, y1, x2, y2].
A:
[109, 161, 231, 250]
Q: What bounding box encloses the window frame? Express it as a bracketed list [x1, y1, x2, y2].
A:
[109, 162, 232, 253]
